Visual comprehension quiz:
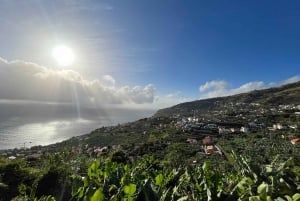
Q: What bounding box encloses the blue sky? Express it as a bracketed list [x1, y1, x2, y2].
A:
[0, 0, 300, 110]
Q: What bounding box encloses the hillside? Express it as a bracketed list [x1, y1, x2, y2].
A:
[32, 80, 300, 153]
[1, 82, 300, 201]
[154, 81, 300, 117]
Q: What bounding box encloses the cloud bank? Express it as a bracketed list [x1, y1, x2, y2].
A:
[199, 75, 300, 99]
[1, 57, 299, 121]
[0, 58, 156, 107]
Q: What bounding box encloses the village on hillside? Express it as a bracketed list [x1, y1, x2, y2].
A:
[1, 101, 300, 165]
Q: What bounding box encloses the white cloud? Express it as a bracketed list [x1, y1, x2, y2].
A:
[199, 80, 228, 92]
[0, 58, 156, 106]
[2, 57, 299, 121]
[100, 75, 116, 86]
[281, 75, 300, 85]
[231, 81, 266, 94]
[199, 75, 300, 99]
[115, 90, 193, 112]
[198, 80, 230, 98]
[118, 84, 156, 104]
[152, 91, 193, 109]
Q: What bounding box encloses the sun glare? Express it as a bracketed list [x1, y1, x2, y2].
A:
[52, 45, 75, 66]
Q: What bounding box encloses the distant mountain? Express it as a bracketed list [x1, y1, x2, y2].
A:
[154, 81, 300, 117]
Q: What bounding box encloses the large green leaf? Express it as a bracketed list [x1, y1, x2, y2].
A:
[155, 173, 164, 186]
[257, 182, 269, 199]
[124, 184, 136, 195]
[91, 189, 104, 201]
[249, 196, 261, 201]
[293, 193, 300, 201]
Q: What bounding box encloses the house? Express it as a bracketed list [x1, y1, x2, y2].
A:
[230, 128, 238, 133]
[240, 127, 249, 133]
[291, 138, 300, 145]
[288, 125, 298, 130]
[273, 123, 283, 130]
[205, 145, 214, 155]
[186, 138, 198, 144]
[248, 122, 258, 128]
[205, 124, 217, 129]
[202, 136, 213, 145]
[112, 145, 122, 150]
[218, 127, 229, 135]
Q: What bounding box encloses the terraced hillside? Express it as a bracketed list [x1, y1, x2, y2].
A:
[155, 81, 300, 117]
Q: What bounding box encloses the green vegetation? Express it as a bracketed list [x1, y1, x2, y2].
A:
[1, 152, 300, 201]
[1, 114, 299, 200]
[155, 81, 300, 117]
[1, 81, 300, 200]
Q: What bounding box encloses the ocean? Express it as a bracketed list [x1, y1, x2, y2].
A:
[0, 103, 156, 150]
[0, 118, 109, 150]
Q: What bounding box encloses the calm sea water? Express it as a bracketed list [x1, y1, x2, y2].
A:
[0, 118, 106, 150]
[0, 103, 155, 150]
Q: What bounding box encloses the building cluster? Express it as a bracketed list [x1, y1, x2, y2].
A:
[1, 102, 299, 160]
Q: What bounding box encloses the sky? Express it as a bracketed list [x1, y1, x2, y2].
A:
[0, 0, 300, 123]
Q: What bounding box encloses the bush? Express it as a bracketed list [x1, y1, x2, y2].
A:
[35, 166, 72, 201]
[0, 160, 37, 201]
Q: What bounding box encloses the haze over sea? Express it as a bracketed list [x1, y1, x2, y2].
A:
[0, 103, 155, 150]
[0, 119, 100, 150]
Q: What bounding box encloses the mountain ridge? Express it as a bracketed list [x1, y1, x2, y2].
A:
[154, 81, 300, 117]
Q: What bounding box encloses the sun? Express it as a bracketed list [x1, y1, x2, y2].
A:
[52, 45, 75, 66]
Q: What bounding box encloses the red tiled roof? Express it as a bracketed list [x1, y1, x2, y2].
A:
[291, 138, 300, 144]
[203, 136, 213, 145]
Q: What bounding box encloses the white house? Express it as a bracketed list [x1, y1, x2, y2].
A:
[240, 127, 249, 133]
